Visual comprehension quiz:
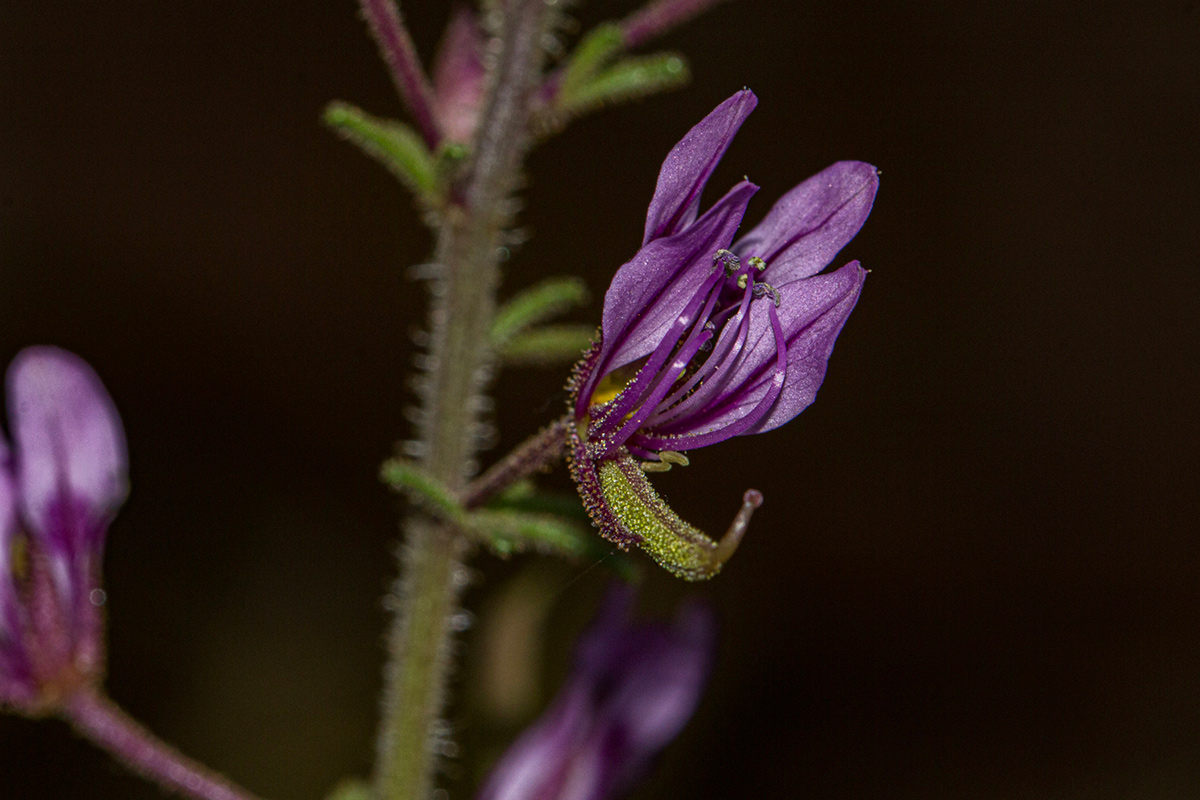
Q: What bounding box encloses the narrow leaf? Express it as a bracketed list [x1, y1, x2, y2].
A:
[326, 780, 373, 800]
[468, 510, 635, 577]
[487, 481, 592, 522]
[491, 277, 590, 347]
[324, 101, 437, 201]
[380, 458, 465, 523]
[557, 23, 626, 102]
[499, 325, 597, 366]
[559, 53, 690, 118]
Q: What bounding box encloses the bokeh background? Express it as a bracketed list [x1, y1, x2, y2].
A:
[2, 1, 1198, 798]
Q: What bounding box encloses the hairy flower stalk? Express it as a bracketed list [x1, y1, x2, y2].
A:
[568, 90, 878, 579]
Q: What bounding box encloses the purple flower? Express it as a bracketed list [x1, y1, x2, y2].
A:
[476, 585, 714, 800]
[567, 90, 877, 579]
[0, 347, 127, 711]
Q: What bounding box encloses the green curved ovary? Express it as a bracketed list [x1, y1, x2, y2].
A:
[597, 456, 722, 581]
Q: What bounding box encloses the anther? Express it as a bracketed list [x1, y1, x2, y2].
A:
[752, 281, 782, 308]
[748, 256, 767, 273]
[712, 249, 741, 277]
[736, 273, 749, 290]
[640, 450, 690, 472]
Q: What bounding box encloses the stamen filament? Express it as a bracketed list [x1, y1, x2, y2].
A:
[636, 297, 788, 450]
[591, 268, 724, 442]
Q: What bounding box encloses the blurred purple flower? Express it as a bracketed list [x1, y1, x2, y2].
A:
[0, 347, 127, 711]
[477, 585, 714, 800]
[567, 90, 877, 578]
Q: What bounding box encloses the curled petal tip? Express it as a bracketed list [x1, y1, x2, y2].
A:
[709, 488, 762, 571]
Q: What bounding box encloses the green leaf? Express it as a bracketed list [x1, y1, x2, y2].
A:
[558, 53, 690, 119]
[490, 277, 590, 347]
[380, 458, 465, 523]
[468, 509, 634, 575]
[499, 325, 596, 366]
[324, 101, 437, 201]
[487, 481, 592, 522]
[325, 779, 372, 800]
[469, 510, 587, 555]
[557, 23, 626, 102]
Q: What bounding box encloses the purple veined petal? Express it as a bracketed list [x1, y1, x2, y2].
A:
[582, 180, 758, 415]
[8, 347, 128, 558]
[431, 5, 486, 143]
[642, 90, 757, 245]
[733, 161, 878, 284]
[476, 585, 715, 800]
[640, 263, 866, 447]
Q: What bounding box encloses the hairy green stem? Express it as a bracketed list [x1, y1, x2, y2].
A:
[374, 2, 556, 799]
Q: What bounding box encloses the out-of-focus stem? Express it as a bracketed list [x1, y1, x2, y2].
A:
[358, 0, 441, 148]
[621, 0, 732, 48]
[63, 688, 266, 800]
[373, 1, 556, 799]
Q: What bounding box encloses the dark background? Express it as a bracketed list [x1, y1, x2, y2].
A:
[2, 1, 1198, 798]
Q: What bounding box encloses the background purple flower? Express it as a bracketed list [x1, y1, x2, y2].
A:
[0, 347, 127, 710]
[476, 585, 715, 800]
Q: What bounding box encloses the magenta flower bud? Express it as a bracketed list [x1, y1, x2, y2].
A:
[477, 585, 715, 800]
[567, 90, 877, 579]
[0, 347, 127, 711]
[431, 6, 487, 144]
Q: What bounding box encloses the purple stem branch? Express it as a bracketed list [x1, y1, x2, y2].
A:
[63, 688, 266, 800]
[620, 0, 733, 49]
[358, 0, 441, 148]
[461, 415, 571, 510]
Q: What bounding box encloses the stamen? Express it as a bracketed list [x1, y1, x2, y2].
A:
[752, 281, 781, 307]
[641, 450, 691, 472]
[638, 297, 789, 450]
[647, 268, 758, 427]
[712, 249, 741, 277]
[593, 268, 724, 451]
[748, 256, 767, 273]
[736, 274, 749, 290]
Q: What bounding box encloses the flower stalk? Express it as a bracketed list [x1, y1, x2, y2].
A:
[621, 0, 733, 48]
[373, 1, 557, 799]
[63, 688, 266, 800]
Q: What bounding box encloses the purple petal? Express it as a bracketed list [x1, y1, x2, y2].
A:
[0, 436, 19, 644]
[734, 161, 878, 284]
[583, 181, 757, 414]
[8, 347, 128, 554]
[643, 263, 866, 445]
[476, 586, 715, 800]
[432, 5, 486, 143]
[642, 90, 757, 245]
